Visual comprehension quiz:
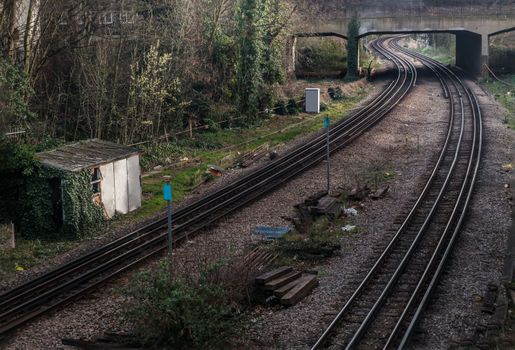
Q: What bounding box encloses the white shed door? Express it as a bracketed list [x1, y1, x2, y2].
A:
[114, 159, 129, 214]
[99, 163, 115, 218]
[127, 155, 141, 211]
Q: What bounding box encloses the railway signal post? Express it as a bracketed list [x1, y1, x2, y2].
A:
[163, 176, 173, 256]
[324, 116, 331, 195]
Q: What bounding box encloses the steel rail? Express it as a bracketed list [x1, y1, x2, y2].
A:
[0, 43, 408, 314]
[311, 37, 447, 350]
[387, 45, 483, 350]
[0, 56, 405, 312]
[0, 37, 415, 337]
[397, 91, 482, 349]
[311, 38, 482, 350]
[0, 49, 403, 306]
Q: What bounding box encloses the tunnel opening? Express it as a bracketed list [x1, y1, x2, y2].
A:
[294, 35, 347, 79]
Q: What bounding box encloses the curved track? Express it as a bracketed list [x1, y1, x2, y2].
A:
[311, 38, 482, 350]
[0, 37, 417, 338]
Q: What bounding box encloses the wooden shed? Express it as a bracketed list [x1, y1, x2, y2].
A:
[37, 139, 142, 218]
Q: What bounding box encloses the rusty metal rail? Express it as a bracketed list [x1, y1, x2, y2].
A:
[311, 38, 482, 350]
[0, 37, 415, 339]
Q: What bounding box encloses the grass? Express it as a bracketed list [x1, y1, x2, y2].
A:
[119, 87, 371, 224]
[480, 75, 515, 130]
[0, 225, 78, 280]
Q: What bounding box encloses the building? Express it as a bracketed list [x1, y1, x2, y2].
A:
[37, 139, 142, 219]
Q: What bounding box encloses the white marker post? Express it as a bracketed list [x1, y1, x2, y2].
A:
[163, 176, 173, 256]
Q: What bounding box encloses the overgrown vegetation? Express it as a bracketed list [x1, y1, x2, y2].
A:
[0, 139, 104, 239]
[0, 0, 295, 143]
[129, 87, 371, 221]
[480, 75, 515, 130]
[346, 16, 360, 80]
[0, 140, 39, 224]
[296, 38, 347, 77]
[272, 215, 351, 266]
[122, 259, 248, 349]
[0, 232, 78, 280]
[0, 59, 35, 128]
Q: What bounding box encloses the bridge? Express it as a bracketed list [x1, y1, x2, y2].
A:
[290, 3, 515, 77]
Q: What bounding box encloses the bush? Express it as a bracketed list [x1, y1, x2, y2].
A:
[138, 142, 186, 171]
[122, 261, 244, 349]
[328, 87, 344, 100]
[274, 99, 287, 115]
[0, 140, 38, 224]
[286, 98, 299, 115]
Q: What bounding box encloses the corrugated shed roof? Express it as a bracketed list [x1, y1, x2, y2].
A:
[37, 139, 139, 172]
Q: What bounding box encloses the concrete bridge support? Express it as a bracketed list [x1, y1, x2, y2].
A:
[455, 31, 489, 77]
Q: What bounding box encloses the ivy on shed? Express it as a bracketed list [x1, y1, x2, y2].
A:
[19, 167, 105, 239]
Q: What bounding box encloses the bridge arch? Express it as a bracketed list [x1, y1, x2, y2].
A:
[299, 9, 515, 77]
[287, 32, 348, 77]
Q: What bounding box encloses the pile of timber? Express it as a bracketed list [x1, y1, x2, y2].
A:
[255, 266, 318, 306]
[239, 246, 277, 272]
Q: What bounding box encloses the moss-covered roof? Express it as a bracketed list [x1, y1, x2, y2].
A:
[37, 139, 139, 172]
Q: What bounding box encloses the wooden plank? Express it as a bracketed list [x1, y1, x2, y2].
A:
[316, 196, 338, 211]
[273, 276, 308, 297]
[255, 266, 292, 285]
[264, 271, 302, 291]
[280, 275, 318, 306]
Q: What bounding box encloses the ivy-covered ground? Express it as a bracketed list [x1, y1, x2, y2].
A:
[480, 74, 515, 130]
[0, 82, 372, 280]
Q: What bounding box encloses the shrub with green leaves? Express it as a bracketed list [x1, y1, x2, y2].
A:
[0, 140, 39, 224]
[123, 261, 243, 349]
[286, 98, 299, 115]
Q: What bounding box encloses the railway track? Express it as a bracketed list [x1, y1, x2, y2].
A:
[311, 39, 482, 350]
[0, 37, 417, 338]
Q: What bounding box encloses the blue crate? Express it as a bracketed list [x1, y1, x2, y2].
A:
[254, 226, 291, 239]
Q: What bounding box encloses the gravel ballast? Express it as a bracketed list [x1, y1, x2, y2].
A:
[1, 71, 512, 349]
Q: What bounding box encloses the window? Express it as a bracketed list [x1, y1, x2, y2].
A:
[91, 167, 102, 195]
[119, 11, 134, 24]
[102, 12, 113, 25]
